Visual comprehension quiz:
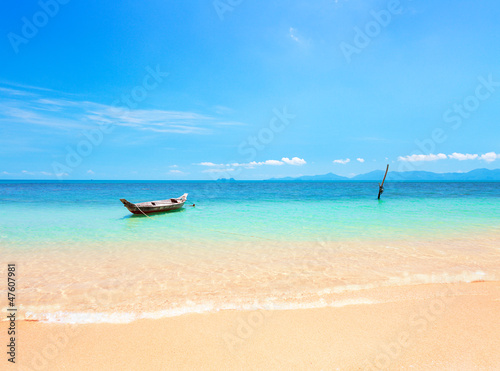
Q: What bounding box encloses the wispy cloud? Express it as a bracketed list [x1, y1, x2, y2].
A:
[0, 85, 243, 135]
[0, 81, 62, 94]
[213, 105, 234, 115]
[0, 102, 88, 130]
[356, 158, 365, 163]
[83, 104, 215, 134]
[169, 169, 186, 174]
[0, 87, 36, 96]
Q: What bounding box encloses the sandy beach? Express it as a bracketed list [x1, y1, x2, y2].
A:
[3, 0, 500, 368]
[3, 281, 499, 370]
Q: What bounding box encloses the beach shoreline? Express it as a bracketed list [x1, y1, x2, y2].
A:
[3, 281, 499, 370]
[2, 232, 499, 325]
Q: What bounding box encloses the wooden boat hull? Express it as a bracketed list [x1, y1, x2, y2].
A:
[120, 193, 188, 215]
[123, 202, 185, 215]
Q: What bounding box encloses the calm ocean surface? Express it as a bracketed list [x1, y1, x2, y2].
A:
[1, 181, 499, 244]
[1, 181, 499, 323]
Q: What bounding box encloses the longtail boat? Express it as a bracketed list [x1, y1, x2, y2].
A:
[120, 193, 188, 215]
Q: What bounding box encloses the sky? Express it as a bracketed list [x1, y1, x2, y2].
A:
[0, 0, 499, 180]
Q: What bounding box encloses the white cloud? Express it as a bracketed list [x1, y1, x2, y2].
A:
[87, 169, 95, 174]
[397, 153, 447, 162]
[356, 158, 365, 163]
[448, 153, 479, 161]
[198, 158, 305, 169]
[282, 157, 306, 166]
[169, 165, 178, 168]
[480, 152, 500, 162]
[255, 160, 284, 166]
[333, 158, 350, 164]
[169, 169, 185, 174]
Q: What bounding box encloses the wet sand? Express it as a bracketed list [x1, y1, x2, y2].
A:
[3, 281, 499, 370]
[4, 234, 500, 323]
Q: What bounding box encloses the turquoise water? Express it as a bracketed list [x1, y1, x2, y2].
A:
[1, 181, 499, 246]
[1, 181, 500, 323]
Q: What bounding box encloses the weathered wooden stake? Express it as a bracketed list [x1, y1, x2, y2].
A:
[378, 164, 389, 199]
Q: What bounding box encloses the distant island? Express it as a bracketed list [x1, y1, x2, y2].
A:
[264, 168, 500, 181]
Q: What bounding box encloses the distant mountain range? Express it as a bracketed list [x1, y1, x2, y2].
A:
[265, 168, 500, 181]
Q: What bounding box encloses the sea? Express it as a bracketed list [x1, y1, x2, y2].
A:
[1, 180, 499, 323]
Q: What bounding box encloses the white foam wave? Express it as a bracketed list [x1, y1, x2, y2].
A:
[8, 270, 495, 325]
[22, 298, 376, 324]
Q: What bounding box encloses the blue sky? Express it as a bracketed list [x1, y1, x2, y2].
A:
[1, 0, 499, 180]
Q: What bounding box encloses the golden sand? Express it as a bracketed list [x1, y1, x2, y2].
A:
[2, 282, 499, 370]
[4, 235, 500, 321]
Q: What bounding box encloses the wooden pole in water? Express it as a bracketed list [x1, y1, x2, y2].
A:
[378, 164, 389, 199]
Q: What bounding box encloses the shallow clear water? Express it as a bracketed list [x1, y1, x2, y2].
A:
[1, 181, 499, 323]
[1, 181, 499, 244]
